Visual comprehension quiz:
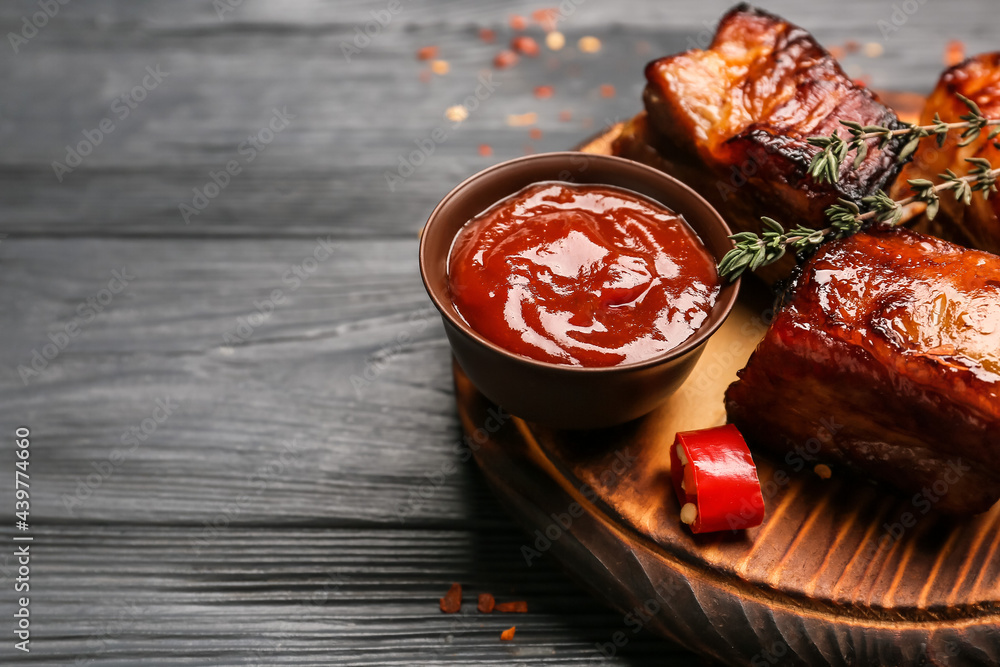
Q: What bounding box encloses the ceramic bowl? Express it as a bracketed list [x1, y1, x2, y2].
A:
[419, 152, 740, 429]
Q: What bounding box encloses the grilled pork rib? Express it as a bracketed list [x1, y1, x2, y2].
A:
[599, 6, 1000, 513]
[613, 4, 906, 283]
[726, 228, 1000, 514]
[893, 52, 1000, 254]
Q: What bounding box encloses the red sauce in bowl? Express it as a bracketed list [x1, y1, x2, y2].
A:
[447, 181, 720, 367]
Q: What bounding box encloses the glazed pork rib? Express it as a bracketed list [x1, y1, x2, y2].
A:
[892, 52, 1000, 254]
[725, 228, 1000, 514]
[613, 4, 906, 283]
[595, 5, 1000, 513]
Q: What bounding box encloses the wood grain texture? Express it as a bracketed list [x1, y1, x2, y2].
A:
[0, 524, 680, 666]
[1, 0, 998, 664]
[458, 364, 1000, 666]
[0, 0, 992, 238]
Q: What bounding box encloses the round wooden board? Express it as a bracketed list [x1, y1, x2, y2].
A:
[455, 88, 1000, 663]
[456, 292, 1000, 664]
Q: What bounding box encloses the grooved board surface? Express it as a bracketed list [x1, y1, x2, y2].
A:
[509, 269, 1000, 617]
[458, 358, 1000, 667]
[0, 1, 996, 664]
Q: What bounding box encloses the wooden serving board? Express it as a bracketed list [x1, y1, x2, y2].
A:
[456, 93, 1000, 666]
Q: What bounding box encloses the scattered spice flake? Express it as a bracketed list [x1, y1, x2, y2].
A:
[416, 45, 439, 61]
[534, 85, 554, 99]
[852, 76, 872, 88]
[635, 40, 651, 55]
[814, 464, 833, 479]
[599, 84, 616, 98]
[479, 27, 496, 43]
[445, 105, 469, 123]
[431, 60, 450, 75]
[507, 111, 538, 127]
[828, 45, 845, 61]
[558, 110, 572, 122]
[532, 8, 560, 32]
[529, 128, 543, 140]
[494, 50, 519, 69]
[439, 583, 462, 613]
[418, 70, 432, 84]
[477, 592, 496, 612]
[863, 42, 883, 58]
[845, 40, 860, 54]
[509, 14, 527, 31]
[581, 116, 594, 128]
[495, 600, 528, 613]
[512, 36, 540, 57]
[522, 144, 535, 155]
[500, 626, 516, 641]
[578, 36, 601, 53]
[478, 144, 493, 157]
[545, 31, 565, 51]
[945, 39, 965, 67]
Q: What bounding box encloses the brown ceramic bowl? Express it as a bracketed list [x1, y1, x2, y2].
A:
[419, 152, 740, 429]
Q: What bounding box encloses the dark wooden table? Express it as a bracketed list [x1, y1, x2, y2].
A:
[0, 1, 993, 664]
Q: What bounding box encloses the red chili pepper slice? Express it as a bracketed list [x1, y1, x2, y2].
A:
[670, 424, 765, 534]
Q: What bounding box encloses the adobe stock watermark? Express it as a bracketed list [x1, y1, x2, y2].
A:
[742, 623, 960, 667]
[551, 0, 588, 27]
[350, 306, 435, 396]
[213, 0, 245, 21]
[51, 65, 170, 182]
[221, 236, 336, 345]
[728, 416, 846, 531]
[384, 73, 500, 192]
[773, 416, 845, 475]
[342, 0, 587, 63]
[714, 141, 787, 203]
[8, 0, 71, 54]
[521, 448, 637, 566]
[61, 397, 179, 516]
[74, 599, 149, 667]
[592, 577, 685, 662]
[245, 570, 349, 665]
[854, 458, 970, 571]
[18, 267, 135, 385]
[686, 305, 775, 399]
[686, 18, 722, 51]
[179, 107, 296, 224]
[190, 437, 304, 553]
[745, 627, 806, 667]
[395, 406, 510, 522]
[341, 0, 411, 62]
[877, 0, 931, 40]
[525, 0, 588, 32]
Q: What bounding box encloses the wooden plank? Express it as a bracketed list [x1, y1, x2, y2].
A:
[0, 1, 989, 237]
[1, 0, 997, 664]
[0, 233, 697, 663]
[0, 237, 495, 525]
[0, 524, 688, 665]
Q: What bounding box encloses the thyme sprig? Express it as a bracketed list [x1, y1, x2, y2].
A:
[806, 94, 1000, 184]
[718, 161, 1000, 281]
[718, 96, 1000, 282]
